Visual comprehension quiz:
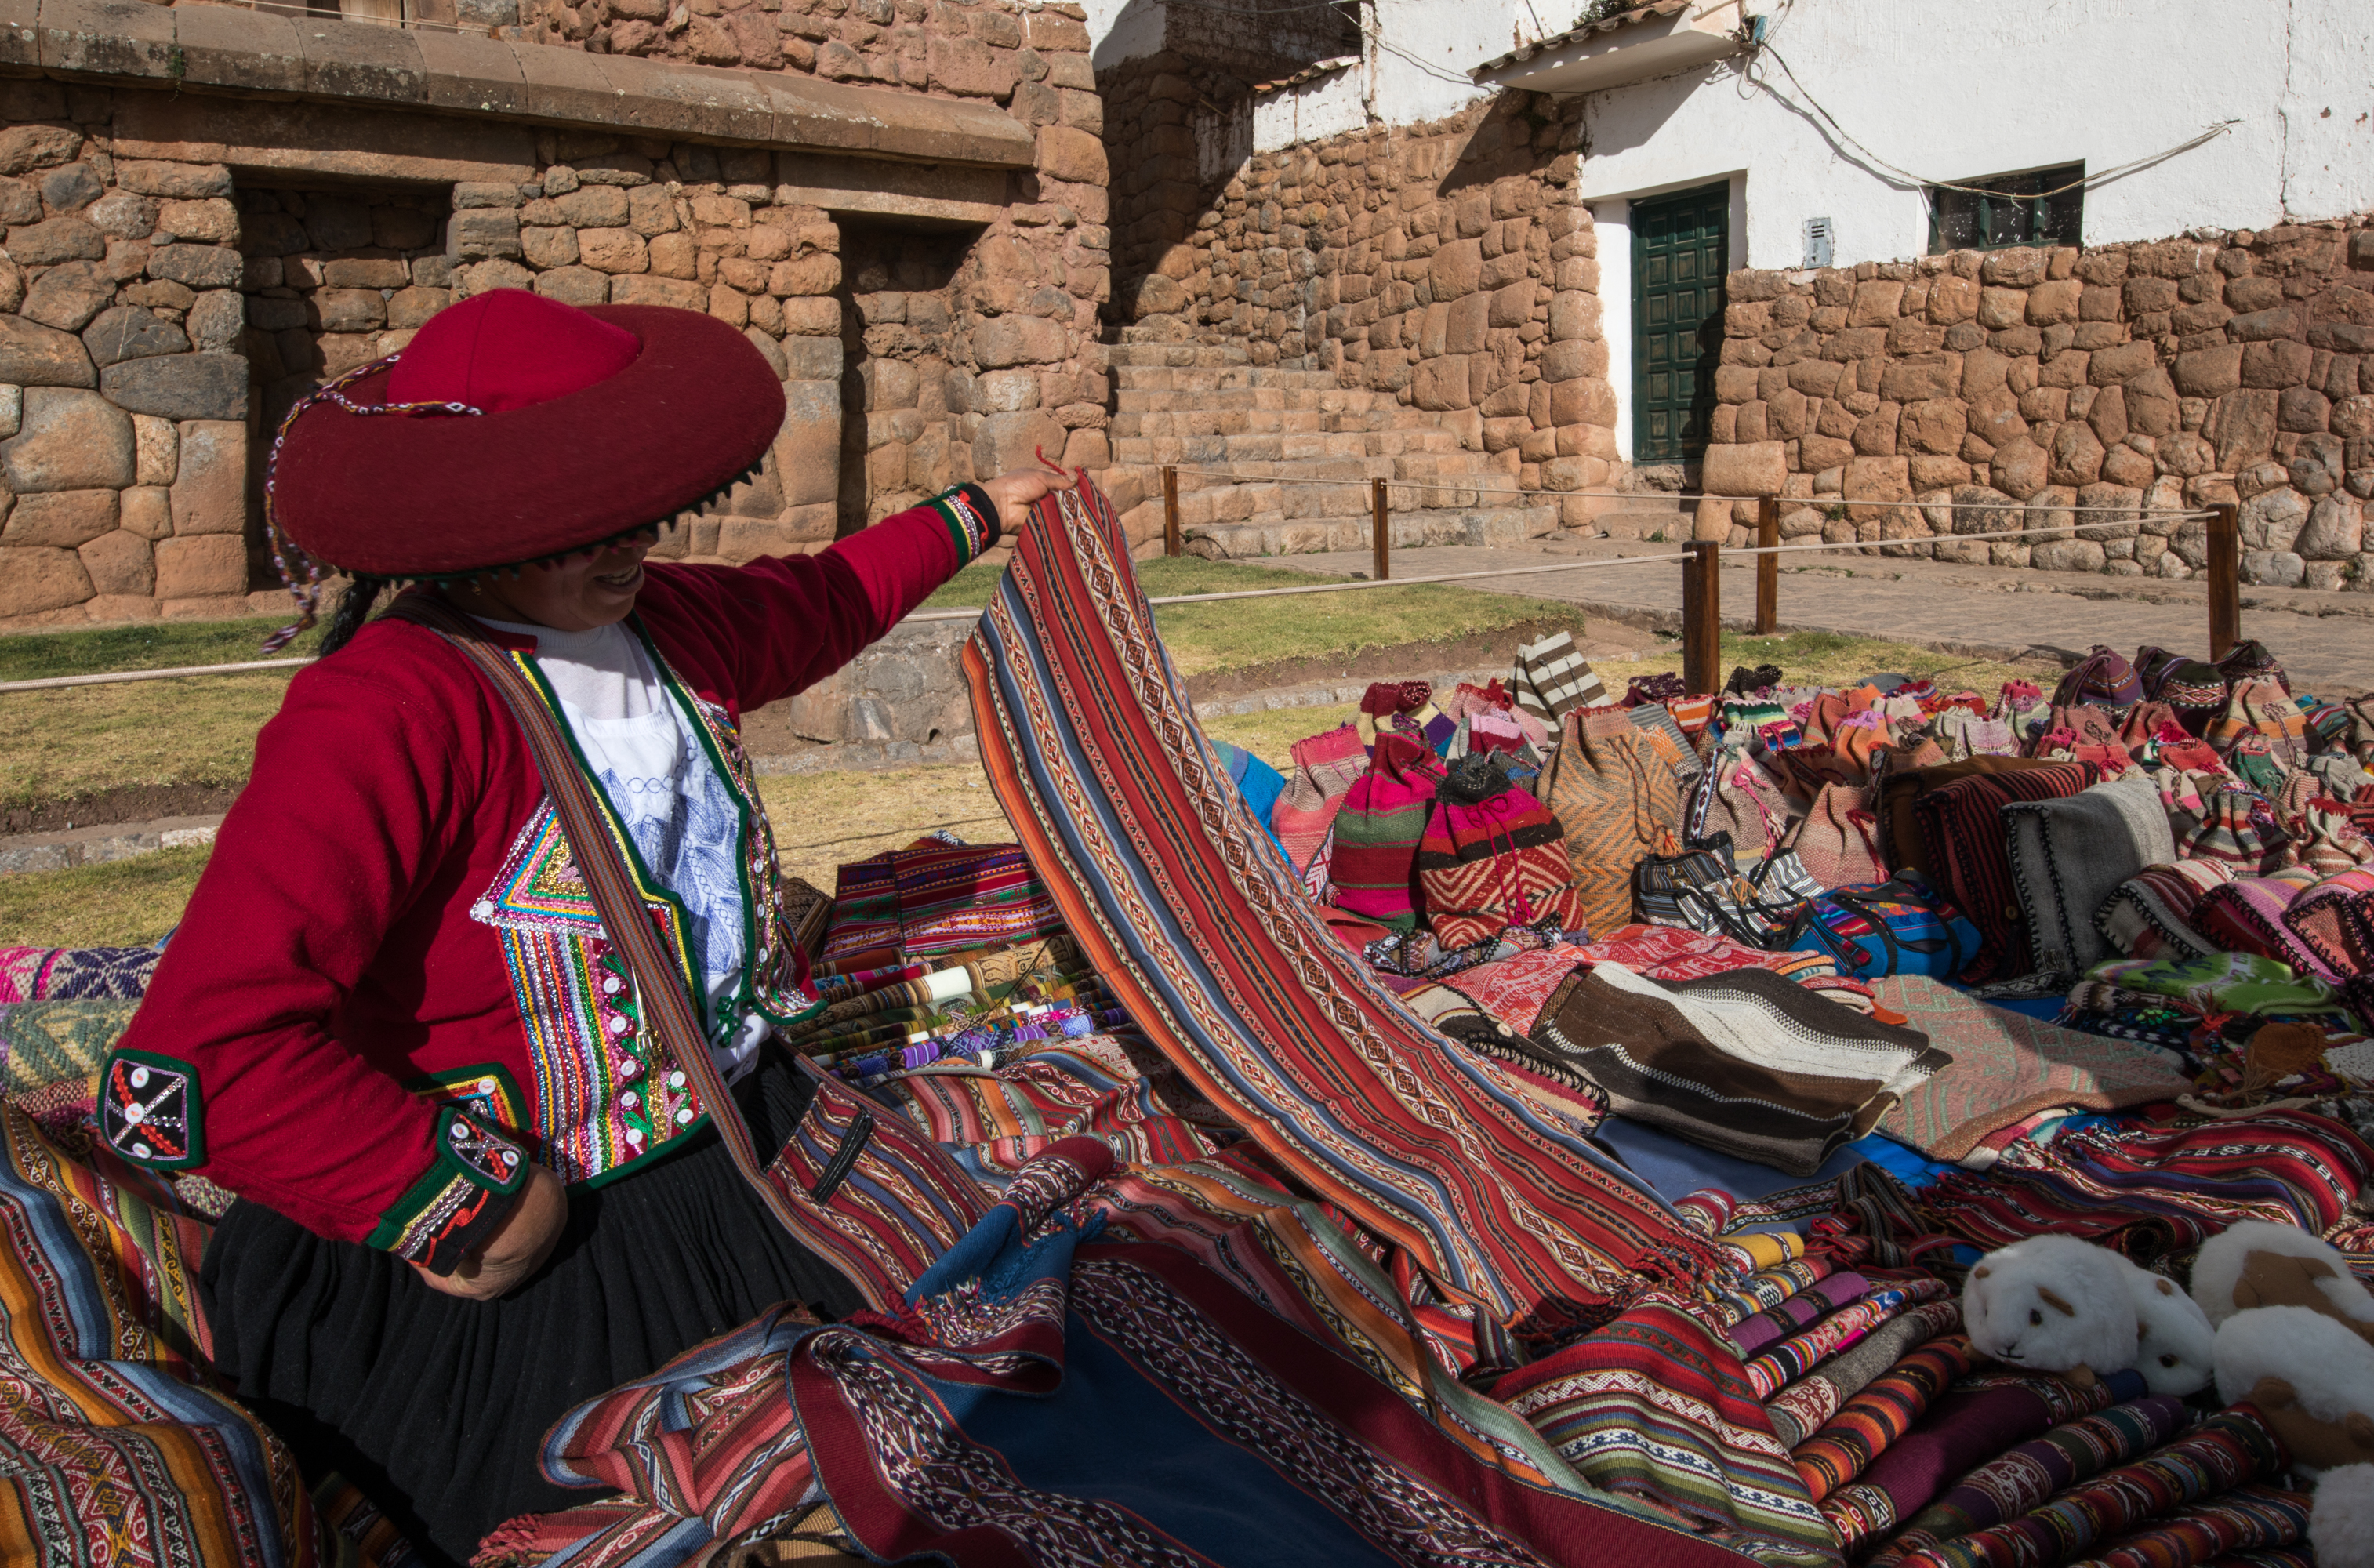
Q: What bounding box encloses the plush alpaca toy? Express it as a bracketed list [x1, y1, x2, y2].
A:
[2191, 1219, 2374, 1343]
[2314, 1462, 2374, 1568]
[2121, 1262, 2216, 1396]
[2212, 1305, 2374, 1472]
[1963, 1234, 2139, 1385]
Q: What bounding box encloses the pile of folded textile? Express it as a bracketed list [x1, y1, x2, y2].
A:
[11, 477, 2374, 1568]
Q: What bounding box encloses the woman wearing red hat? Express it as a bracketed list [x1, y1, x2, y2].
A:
[103, 290, 1073, 1563]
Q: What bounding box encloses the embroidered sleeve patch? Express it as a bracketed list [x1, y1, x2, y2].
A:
[366, 1107, 532, 1273]
[100, 1050, 204, 1170]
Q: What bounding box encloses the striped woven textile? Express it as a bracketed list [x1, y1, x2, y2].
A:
[891, 841, 1064, 958]
[963, 477, 1722, 1321]
[0, 1102, 332, 1566]
[1921, 1109, 2374, 1254]
[1764, 1301, 1963, 1450]
[1868, 1398, 2191, 1566]
[1911, 760, 2100, 982]
[1893, 1405, 2286, 1568]
[2079, 1484, 2310, 1568]
[1510, 630, 1606, 724]
[1730, 1270, 1868, 1355]
[0, 944, 159, 1001]
[1824, 1371, 2148, 1556]
[1701, 1255, 1835, 1328]
[1494, 1298, 1839, 1568]
[1744, 1278, 1951, 1399]
[1792, 1334, 1978, 1502]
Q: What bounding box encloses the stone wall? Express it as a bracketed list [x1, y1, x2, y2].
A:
[0, 0, 1113, 629]
[1104, 85, 1618, 521]
[1699, 216, 2374, 588]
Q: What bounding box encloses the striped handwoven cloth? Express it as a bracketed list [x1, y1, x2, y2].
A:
[1496, 1297, 1838, 1568]
[963, 477, 1722, 1320]
[1792, 1334, 1977, 1502]
[1745, 1276, 1951, 1399]
[2077, 1484, 2310, 1568]
[1701, 1254, 1835, 1327]
[1892, 1405, 2287, 1568]
[1828, 1372, 2153, 1556]
[1730, 1269, 1869, 1355]
[1510, 629, 1606, 724]
[1867, 1398, 2191, 1566]
[891, 841, 1065, 959]
[1765, 1300, 1963, 1448]
[1921, 1108, 2374, 1254]
[1911, 760, 2100, 982]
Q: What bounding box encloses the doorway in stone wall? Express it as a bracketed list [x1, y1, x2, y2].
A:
[1630, 180, 1729, 465]
[835, 223, 975, 539]
[236, 181, 453, 583]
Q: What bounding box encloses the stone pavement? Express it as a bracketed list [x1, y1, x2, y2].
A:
[1261, 539, 2374, 697]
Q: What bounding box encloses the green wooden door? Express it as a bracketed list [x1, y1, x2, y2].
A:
[1632, 180, 1730, 463]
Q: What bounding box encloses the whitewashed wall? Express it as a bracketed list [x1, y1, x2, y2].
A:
[1574, 0, 2372, 270]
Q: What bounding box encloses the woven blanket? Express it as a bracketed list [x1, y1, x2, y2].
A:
[1892, 1404, 2285, 1568]
[1913, 761, 2100, 982]
[2096, 862, 2234, 960]
[0, 996, 138, 1097]
[1868, 1397, 2188, 1566]
[1871, 977, 2193, 1160]
[1730, 1269, 1868, 1356]
[1921, 1108, 2373, 1254]
[0, 944, 159, 1002]
[1704, 1255, 1835, 1329]
[0, 1103, 347, 1566]
[488, 1139, 1747, 1568]
[1763, 1302, 1962, 1448]
[1528, 964, 1947, 1176]
[962, 479, 1720, 1321]
[1494, 1298, 1838, 1568]
[1744, 1279, 1951, 1399]
[2004, 773, 2175, 980]
[1439, 942, 1593, 1034]
[1792, 1334, 1977, 1503]
[889, 840, 1064, 959]
[2079, 1484, 2309, 1568]
[1827, 1371, 2147, 1559]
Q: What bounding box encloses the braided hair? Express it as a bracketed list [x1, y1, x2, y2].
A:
[318, 575, 389, 657]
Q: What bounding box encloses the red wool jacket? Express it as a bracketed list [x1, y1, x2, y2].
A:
[111, 500, 981, 1264]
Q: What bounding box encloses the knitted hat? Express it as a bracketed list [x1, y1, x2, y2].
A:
[263, 290, 786, 627]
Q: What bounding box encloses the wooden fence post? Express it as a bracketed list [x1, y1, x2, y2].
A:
[1372, 477, 1390, 582]
[2206, 501, 2240, 659]
[1162, 466, 1180, 557]
[1755, 495, 1779, 636]
[1682, 539, 1721, 695]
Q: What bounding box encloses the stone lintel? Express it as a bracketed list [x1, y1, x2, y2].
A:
[771, 154, 1010, 227]
[13, 0, 1036, 169]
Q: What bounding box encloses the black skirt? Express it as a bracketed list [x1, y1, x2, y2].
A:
[198, 1046, 866, 1567]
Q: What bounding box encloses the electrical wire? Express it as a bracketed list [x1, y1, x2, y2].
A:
[1748, 40, 2238, 200]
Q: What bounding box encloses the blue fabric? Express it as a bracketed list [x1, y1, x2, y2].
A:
[1592, 1113, 1873, 1202]
[1210, 739, 1289, 855]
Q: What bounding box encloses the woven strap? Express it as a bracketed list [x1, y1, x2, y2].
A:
[383, 595, 989, 1308]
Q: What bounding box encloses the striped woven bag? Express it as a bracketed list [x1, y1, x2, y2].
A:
[1537, 709, 1684, 942]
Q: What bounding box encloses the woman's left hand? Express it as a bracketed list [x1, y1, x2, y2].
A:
[979, 466, 1076, 524]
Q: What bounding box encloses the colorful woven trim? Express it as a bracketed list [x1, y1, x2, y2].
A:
[97, 1048, 205, 1170]
[365, 1105, 531, 1273]
[929, 485, 998, 568]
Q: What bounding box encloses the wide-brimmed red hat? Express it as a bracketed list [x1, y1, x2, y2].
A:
[267, 290, 786, 583]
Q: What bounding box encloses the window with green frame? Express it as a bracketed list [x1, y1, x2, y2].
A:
[1926, 163, 2084, 253]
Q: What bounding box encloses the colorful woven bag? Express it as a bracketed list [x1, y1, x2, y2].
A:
[1269, 723, 1367, 876]
[1537, 710, 1685, 944]
[1630, 833, 1807, 947]
[1328, 732, 1446, 931]
[1786, 870, 1980, 979]
[1690, 750, 1791, 866]
[2051, 644, 2143, 710]
[1791, 782, 1889, 891]
[2207, 678, 2310, 765]
[1415, 754, 1589, 949]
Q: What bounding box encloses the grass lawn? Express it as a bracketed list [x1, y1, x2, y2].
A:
[1, 561, 1578, 807]
[0, 846, 212, 948]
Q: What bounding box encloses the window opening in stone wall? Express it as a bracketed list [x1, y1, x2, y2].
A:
[238, 181, 453, 586]
[836, 223, 975, 539]
[1926, 163, 2083, 254]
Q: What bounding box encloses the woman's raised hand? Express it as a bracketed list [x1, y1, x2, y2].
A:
[410, 1164, 568, 1301]
[978, 465, 1076, 526]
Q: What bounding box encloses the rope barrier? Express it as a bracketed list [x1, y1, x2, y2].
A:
[0, 507, 2234, 692]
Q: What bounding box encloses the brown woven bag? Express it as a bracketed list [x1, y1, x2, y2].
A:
[1537, 710, 1684, 939]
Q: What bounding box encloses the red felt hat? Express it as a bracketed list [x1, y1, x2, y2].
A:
[266, 290, 787, 581]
